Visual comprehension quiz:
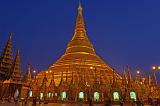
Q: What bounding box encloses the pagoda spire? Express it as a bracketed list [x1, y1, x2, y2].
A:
[122, 69, 127, 85]
[112, 70, 118, 88]
[39, 75, 48, 94]
[59, 72, 64, 86]
[50, 72, 55, 85]
[23, 62, 31, 83]
[126, 65, 132, 85]
[135, 69, 141, 82]
[52, 72, 54, 81]
[70, 71, 74, 84]
[0, 32, 13, 80]
[75, 1, 85, 33]
[142, 74, 147, 84]
[65, 2, 95, 55]
[11, 49, 21, 81]
[148, 74, 153, 85]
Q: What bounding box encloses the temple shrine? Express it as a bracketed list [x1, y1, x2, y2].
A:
[0, 2, 159, 104]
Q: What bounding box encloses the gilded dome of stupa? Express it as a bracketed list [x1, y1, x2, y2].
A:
[37, 3, 121, 86]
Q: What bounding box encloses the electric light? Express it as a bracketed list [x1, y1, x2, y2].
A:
[136, 70, 140, 74]
[152, 66, 156, 70]
[33, 70, 36, 73]
[158, 66, 160, 70]
[46, 71, 48, 74]
[90, 66, 94, 69]
[49, 70, 52, 73]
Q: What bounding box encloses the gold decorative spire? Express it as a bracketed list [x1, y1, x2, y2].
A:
[75, 1, 85, 33]
[48, 72, 55, 91]
[59, 72, 64, 86]
[23, 62, 31, 83]
[65, 3, 95, 54]
[11, 49, 21, 81]
[122, 69, 127, 85]
[39, 75, 48, 93]
[9, 32, 12, 40]
[126, 65, 132, 85]
[46, 3, 121, 86]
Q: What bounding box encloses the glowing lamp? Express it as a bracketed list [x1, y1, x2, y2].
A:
[152, 66, 156, 70]
[46, 71, 48, 74]
[136, 70, 140, 74]
[90, 66, 94, 69]
[33, 70, 36, 73]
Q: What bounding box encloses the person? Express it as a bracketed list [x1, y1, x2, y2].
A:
[157, 98, 160, 105]
[131, 100, 136, 106]
[24, 98, 27, 104]
[140, 98, 144, 106]
[44, 96, 48, 104]
[32, 97, 36, 105]
[105, 97, 111, 106]
[119, 99, 123, 106]
[89, 98, 93, 106]
[136, 98, 143, 106]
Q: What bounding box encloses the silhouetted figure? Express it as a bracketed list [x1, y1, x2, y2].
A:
[44, 96, 48, 104]
[131, 100, 135, 106]
[148, 97, 153, 105]
[157, 98, 160, 105]
[136, 98, 143, 106]
[32, 97, 36, 105]
[120, 99, 123, 106]
[89, 98, 93, 106]
[24, 98, 27, 104]
[105, 98, 111, 106]
[140, 98, 144, 106]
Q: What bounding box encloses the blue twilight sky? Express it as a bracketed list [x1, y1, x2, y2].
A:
[0, 0, 160, 79]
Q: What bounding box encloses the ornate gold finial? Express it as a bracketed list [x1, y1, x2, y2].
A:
[78, 0, 82, 14]
[17, 49, 20, 55]
[9, 32, 12, 40]
[65, 0, 96, 55]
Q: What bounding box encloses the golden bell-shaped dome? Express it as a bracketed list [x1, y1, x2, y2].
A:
[38, 3, 121, 86]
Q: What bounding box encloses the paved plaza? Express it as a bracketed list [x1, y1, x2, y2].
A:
[0, 102, 153, 106]
[1, 102, 103, 106]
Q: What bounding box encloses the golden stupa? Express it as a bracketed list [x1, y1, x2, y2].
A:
[37, 4, 121, 86]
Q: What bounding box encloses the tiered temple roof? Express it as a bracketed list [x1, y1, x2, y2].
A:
[0, 33, 13, 80]
[11, 49, 21, 81]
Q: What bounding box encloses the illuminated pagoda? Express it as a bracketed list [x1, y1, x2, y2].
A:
[0, 33, 22, 100]
[48, 3, 121, 85]
[31, 3, 160, 103]
[34, 3, 122, 102]
[11, 49, 21, 81]
[20, 63, 32, 99]
[22, 63, 31, 84]
[0, 2, 159, 104]
[0, 33, 13, 80]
